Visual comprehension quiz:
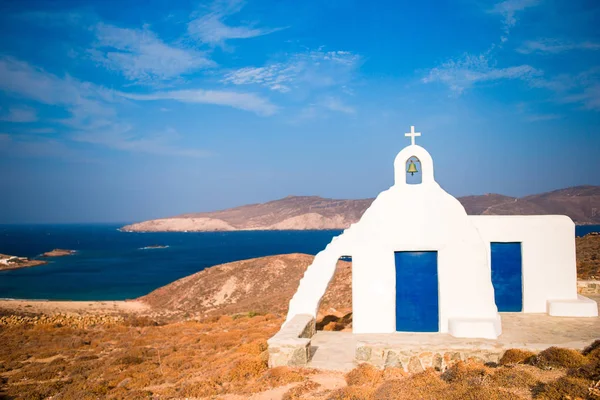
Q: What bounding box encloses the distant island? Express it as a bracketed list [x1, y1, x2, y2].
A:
[41, 249, 76, 257]
[121, 185, 600, 232]
[0, 249, 76, 271]
[0, 254, 47, 271]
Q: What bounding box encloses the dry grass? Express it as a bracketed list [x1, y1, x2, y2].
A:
[500, 349, 537, 366]
[528, 347, 589, 370]
[0, 313, 310, 399]
[2, 309, 600, 400]
[576, 233, 600, 280]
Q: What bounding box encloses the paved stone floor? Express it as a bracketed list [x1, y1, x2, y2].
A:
[307, 295, 600, 371]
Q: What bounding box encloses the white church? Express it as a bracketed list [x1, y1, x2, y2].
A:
[268, 126, 597, 367]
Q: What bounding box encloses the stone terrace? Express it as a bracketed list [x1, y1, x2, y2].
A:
[307, 295, 600, 372]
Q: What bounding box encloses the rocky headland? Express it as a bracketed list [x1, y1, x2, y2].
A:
[0, 254, 47, 271]
[121, 185, 600, 232]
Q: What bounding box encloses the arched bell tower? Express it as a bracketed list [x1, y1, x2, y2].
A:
[393, 126, 436, 186]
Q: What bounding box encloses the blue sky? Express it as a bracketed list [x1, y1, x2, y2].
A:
[1, 0, 599, 223]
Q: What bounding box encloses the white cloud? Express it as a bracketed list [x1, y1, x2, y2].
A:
[0, 56, 115, 129]
[72, 126, 210, 157]
[188, 0, 284, 47]
[118, 88, 277, 116]
[517, 39, 600, 54]
[562, 83, 600, 111]
[489, 0, 539, 40]
[0, 106, 37, 122]
[0, 57, 210, 157]
[422, 52, 541, 94]
[318, 96, 355, 114]
[90, 23, 214, 83]
[222, 49, 361, 92]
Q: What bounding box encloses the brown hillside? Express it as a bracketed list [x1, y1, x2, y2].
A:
[121, 185, 600, 232]
[139, 253, 351, 318]
[576, 233, 600, 280]
[141, 236, 599, 319]
[180, 196, 374, 230]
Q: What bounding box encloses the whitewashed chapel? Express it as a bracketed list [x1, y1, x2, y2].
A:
[268, 126, 597, 367]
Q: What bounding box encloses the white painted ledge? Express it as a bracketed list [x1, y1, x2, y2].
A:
[547, 295, 599, 317]
[447, 315, 502, 339]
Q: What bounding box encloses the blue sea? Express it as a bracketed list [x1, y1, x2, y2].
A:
[0, 224, 598, 301]
[0, 225, 342, 301]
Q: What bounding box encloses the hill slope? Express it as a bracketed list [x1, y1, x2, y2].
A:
[139, 253, 351, 318]
[122, 185, 600, 232]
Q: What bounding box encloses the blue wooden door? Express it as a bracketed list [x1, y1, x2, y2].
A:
[491, 243, 523, 312]
[394, 251, 439, 332]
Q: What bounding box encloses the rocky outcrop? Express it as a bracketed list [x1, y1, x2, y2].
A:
[41, 249, 76, 257]
[0, 254, 47, 271]
[121, 186, 600, 232]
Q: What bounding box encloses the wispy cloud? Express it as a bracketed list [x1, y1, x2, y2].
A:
[517, 38, 600, 54]
[0, 56, 115, 129]
[188, 0, 284, 47]
[489, 0, 540, 41]
[89, 23, 215, 83]
[562, 83, 600, 111]
[0, 57, 211, 157]
[29, 127, 56, 134]
[318, 96, 355, 114]
[72, 126, 211, 157]
[422, 52, 541, 94]
[525, 113, 561, 122]
[0, 106, 37, 122]
[118, 88, 277, 116]
[222, 49, 361, 92]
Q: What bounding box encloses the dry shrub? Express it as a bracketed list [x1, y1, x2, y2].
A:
[532, 376, 591, 399]
[257, 366, 308, 387]
[236, 339, 268, 355]
[316, 315, 340, 330]
[382, 367, 406, 380]
[492, 366, 539, 389]
[179, 378, 223, 398]
[345, 363, 384, 387]
[282, 381, 321, 400]
[499, 349, 536, 365]
[583, 340, 600, 362]
[441, 361, 493, 386]
[326, 386, 375, 400]
[373, 369, 445, 400]
[323, 321, 345, 331]
[123, 315, 161, 327]
[228, 358, 268, 380]
[528, 347, 588, 370]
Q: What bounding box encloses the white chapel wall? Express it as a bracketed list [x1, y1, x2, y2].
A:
[470, 215, 578, 312]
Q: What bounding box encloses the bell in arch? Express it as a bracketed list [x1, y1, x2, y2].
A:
[407, 160, 419, 176]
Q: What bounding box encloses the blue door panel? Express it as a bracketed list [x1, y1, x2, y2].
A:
[491, 243, 523, 312]
[394, 251, 439, 332]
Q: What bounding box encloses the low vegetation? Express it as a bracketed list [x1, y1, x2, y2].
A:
[1, 312, 599, 399]
[577, 233, 600, 280]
